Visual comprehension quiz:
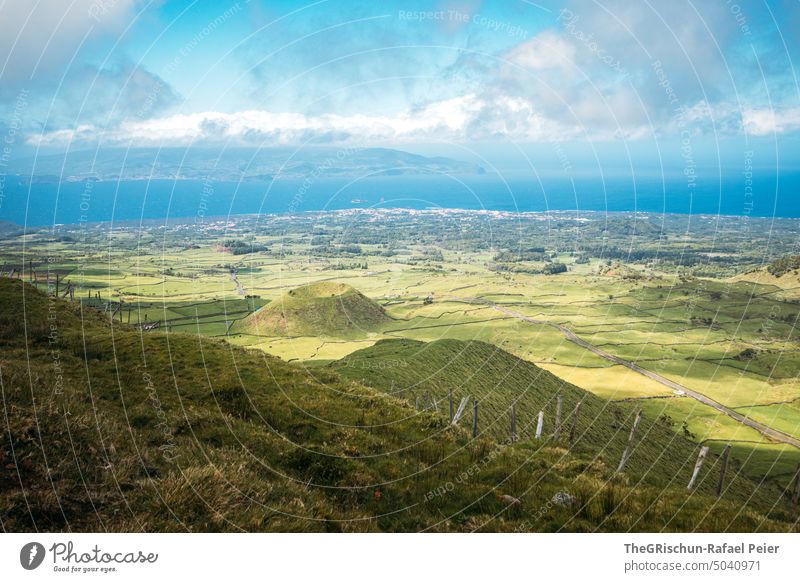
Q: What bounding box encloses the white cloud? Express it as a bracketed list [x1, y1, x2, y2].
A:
[506, 30, 577, 72]
[19, 0, 800, 149]
[0, 0, 141, 83]
[742, 108, 800, 136]
[35, 94, 792, 147]
[28, 92, 611, 147]
[6, 0, 800, 149]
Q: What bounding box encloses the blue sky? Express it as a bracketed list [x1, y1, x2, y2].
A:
[1, 0, 799, 167]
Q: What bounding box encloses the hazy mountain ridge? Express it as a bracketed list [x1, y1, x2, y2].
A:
[12, 147, 487, 183]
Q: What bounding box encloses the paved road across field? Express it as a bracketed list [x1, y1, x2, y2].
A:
[454, 297, 800, 449]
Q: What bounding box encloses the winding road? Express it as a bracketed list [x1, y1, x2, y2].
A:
[230, 270, 245, 296]
[457, 297, 800, 449]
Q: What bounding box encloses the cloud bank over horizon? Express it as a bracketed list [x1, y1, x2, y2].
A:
[2, 0, 799, 151]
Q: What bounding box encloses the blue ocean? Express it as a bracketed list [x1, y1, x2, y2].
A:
[1, 171, 798, 226]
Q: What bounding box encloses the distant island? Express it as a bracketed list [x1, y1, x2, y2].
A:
[9, 146, 487, 183]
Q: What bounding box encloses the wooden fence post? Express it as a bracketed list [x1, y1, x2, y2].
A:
[415, 395, 420, 411]
[792, 463, 800, 513]
[569, 401, 582, 445]
[535, 410, 544, 439]
[511, 403, 517, 443]
[452, 396, 469, 425]
[553, 395, 563, 440]
[449, 388, 454, 422]
[616, 410, 643, 473]
[472, 400, 478, 438]
[687, 446, 710, 490]
[716, 444, 731, 497]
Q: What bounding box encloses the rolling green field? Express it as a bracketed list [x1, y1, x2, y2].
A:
[1, 278, 797, 532]
[2, 209, 800, 493]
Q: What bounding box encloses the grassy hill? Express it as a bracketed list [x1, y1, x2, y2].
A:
[332, 339, 795, 513]
[731, 256, 800, 296]
[0, 278, 797, 532]
[233, 281, 390, 337]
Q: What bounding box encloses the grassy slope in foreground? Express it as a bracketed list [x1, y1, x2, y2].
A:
[0, 279, 795, 532]
[233, 281, 390, 337]
[333, 339, 794, 512]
